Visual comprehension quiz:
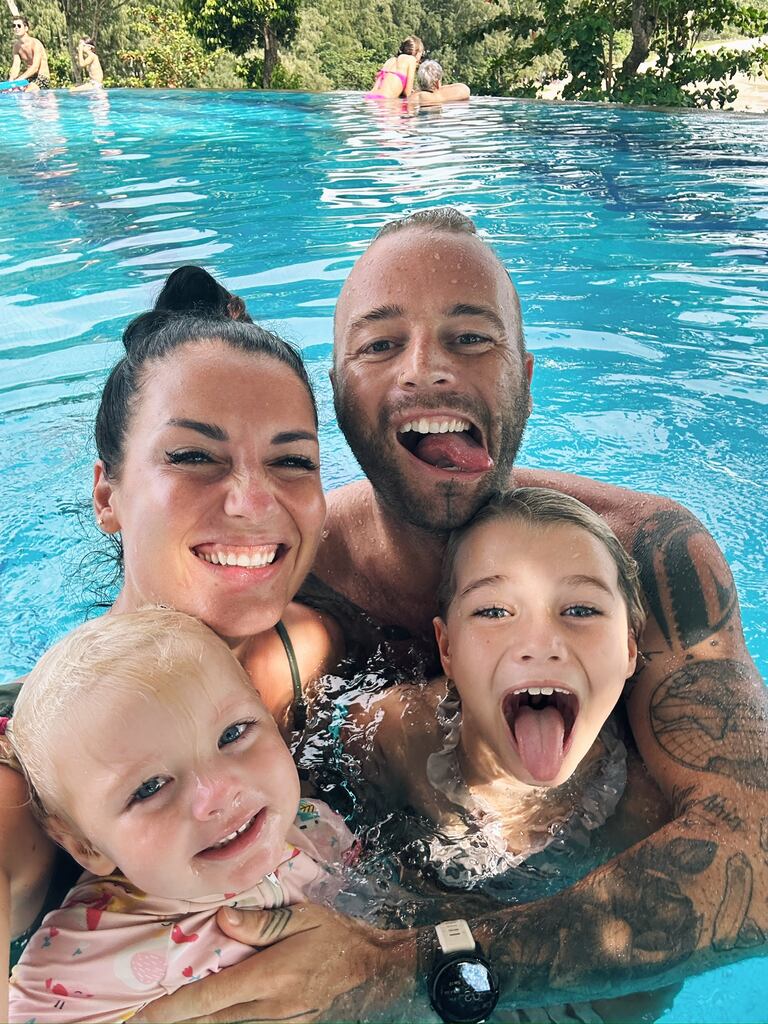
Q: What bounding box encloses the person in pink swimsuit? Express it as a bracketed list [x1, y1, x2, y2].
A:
[4, 609, 356, 1024]
[365, 35, 424, 98]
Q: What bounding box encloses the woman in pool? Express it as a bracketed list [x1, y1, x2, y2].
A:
[5, 608, 355, 1024]
[409, 59, 470, 108]
[366, 36, 424, 99]
[0, 266, 341, 974]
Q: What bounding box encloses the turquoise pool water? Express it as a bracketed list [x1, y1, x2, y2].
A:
[1, 88, 766, 1019]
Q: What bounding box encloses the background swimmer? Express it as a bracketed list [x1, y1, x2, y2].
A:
[366, 35, 424, 98]
[409, 59, 470, 106]
[4, 609, 353, 1024]
[73, 37, 103, 89]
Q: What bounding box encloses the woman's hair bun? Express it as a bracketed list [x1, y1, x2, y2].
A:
[120, 266, 253, 357]
[153, 266, 252, 322]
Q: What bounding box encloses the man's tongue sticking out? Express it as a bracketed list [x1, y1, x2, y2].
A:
[411, 431, 493, 473]
[512, 705, 566, 783]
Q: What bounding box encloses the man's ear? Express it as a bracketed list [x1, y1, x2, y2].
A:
[433, 617, 452, 677]
[525, 354, 534, 414]
[93, 460, 121, 535]
[45, 815, 116, 877]
[328, 365, 336, 388]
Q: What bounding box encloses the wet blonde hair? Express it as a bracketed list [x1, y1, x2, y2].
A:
[5, 609, 250, 822]
[437, 487, 646, 639]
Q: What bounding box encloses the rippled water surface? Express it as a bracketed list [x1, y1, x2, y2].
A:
[1, 88, 767, 1019]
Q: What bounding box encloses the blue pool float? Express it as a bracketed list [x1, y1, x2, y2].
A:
[0, 78, 29, 92]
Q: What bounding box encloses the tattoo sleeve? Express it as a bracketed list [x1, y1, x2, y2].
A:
[650, 659, 768, 789]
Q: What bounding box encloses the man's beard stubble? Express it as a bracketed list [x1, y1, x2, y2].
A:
[333, 381, 531, 534]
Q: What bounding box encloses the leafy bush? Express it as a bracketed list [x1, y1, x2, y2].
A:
[47, 49, 75, 86]
[114, 5, 216, 87]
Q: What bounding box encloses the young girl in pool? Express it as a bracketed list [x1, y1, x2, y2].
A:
[340, 486, 647, 890]
[3, 608, 355, 1024]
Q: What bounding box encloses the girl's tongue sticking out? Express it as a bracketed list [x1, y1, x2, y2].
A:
[503, 690, 579, 783]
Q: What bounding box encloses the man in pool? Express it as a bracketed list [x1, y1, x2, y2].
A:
[8, 15, 50, 90]
[136, 209, 768, 1022]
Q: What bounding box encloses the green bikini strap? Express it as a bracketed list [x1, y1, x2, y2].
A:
[274, 619, 307, 732]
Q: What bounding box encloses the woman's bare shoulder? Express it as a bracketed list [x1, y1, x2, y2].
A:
[241, 602, 344, 723]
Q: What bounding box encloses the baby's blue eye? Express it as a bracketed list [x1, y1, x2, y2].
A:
[219, 721, 249, 747]
[133, 776, 166, 802]
[474, 606, 508, 618]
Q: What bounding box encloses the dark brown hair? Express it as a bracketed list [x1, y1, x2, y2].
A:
[94, 266, 316, 481]
[398, 35, 423, 56]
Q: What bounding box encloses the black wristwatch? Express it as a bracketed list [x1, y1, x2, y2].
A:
[427, 919, 499, 1023]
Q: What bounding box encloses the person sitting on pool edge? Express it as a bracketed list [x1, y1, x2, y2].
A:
[366, 35, 424, 99]
[5, 609, 356, 1024]
[9, 15, 50, 90]
[73, 36, 103, 90]
[409, 60, 470, 107]
[142, 208, 768, 1024]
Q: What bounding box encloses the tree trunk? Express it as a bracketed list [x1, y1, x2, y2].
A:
[621, 0, 657, 77]
[261, 20, 277, 88]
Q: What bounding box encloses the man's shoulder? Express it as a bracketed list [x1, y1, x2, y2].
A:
[325, 479, 373, 515]
[514, 466, 675, 510]
[317, 480, 374, 566]
[514, 467, 691, 542]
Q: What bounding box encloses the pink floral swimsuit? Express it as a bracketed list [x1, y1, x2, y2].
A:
[9, 799, 354, 1023]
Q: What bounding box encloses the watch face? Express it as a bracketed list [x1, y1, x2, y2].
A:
[431, 957, 498, 1024]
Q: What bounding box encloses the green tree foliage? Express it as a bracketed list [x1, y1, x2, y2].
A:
[113, 2, 221, 86]
[9, 0, 768, 100]
[275, 0, 509, 92]
[182, 0, 300, 86]
[17, 0, 148, 83]
[470, 0, 768, 105]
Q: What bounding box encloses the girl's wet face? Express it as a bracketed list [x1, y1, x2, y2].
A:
[434, 518, 637, 789]
[95, 341, 324, 641]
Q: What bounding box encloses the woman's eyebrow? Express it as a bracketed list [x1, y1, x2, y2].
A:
[272, 430, 318, 444]
[167, 418, 228, 441]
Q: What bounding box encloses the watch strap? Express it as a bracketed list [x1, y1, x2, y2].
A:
[435, 919, 476, 955]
